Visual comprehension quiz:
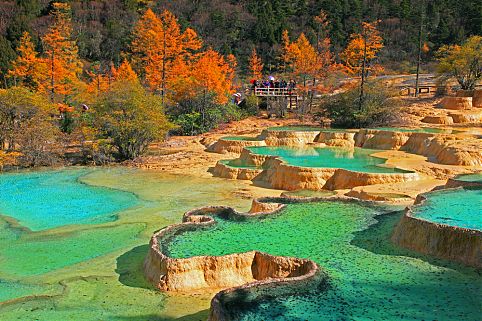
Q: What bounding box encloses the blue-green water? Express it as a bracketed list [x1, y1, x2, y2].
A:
[246, 146, 410, 173]
[370, 127, 458, 134]
[412, 189, 482, 230]
[267, 126, 347, 132]
[165, 201, 481, 320]
[455, 173, 482, 183]
[0, 169, 139, 231]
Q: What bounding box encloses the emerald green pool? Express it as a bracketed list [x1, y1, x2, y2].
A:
[370, 127, 458, 134]
[165, 201, 481, 320]
[455, 173, 482, 183]
[0, 168, 272, 320]
[412, 188, 482, 230]
[267, 126, 346, 132]
[0, 169, 139, 231]
[245, 146, 410, 173]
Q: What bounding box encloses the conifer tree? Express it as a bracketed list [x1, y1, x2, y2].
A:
[9, 31, 39, 89]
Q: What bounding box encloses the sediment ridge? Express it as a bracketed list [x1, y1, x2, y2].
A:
[391, 187, 481, 268]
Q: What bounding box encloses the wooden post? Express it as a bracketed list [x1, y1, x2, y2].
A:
[415, 1, 425, 97]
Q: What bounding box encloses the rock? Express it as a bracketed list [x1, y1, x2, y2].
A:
[421, 115, 454, 124]
[472, 90, 482, 108]
[439, 96, 473, 110]
[144, 207, 318, 292]
[455, 90, 474, 97]
[391, 192, 482, 268]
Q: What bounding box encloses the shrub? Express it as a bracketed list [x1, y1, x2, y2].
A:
[168, 92, 245, 136]
[93, 80, 173, 160]
[320, 82, 400, 128]
[0, 87, 60, 166]
[437, 36, 482, 90]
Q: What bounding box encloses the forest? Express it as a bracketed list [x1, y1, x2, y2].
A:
[1, 0, 481, 79]
[0, 0, 481, 167]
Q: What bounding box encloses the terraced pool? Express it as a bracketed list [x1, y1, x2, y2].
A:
[165, 200, 481, 320]
[411, 188, 482, 230]
[267, 126, 347, 131]
[0, 168, 270, 320]
[370, 127, 460, 134]
[245, 146, 410, 173]
[455, 172, 482, 183]
[0, 169, 139, 231]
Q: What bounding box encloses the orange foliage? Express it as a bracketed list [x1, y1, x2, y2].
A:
[38, 2, 83, 102]
[9, 32, 39, 89]
[341, 21, 384, 76]
[174, 49, 235, 104]
[281, 28, 335, 93]
[111, 59, 138, 83]
[248, 48, 263, 79]
[131, 9, 203, 96]
[86, 64, 110, 95]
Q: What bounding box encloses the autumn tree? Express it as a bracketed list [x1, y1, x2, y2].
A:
[248, 48, 263, 80]
[86, 63, 110, 96]
[437, 35, 482, 90]
[39, 2, 83, 103]
[111, 58, 138, 83]
[341, 21, 383, 110]
[281, 17, 335, 114]
[131, 9, 202, 103]
[8, 31, 39, 90]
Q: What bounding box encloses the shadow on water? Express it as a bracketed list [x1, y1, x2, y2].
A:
[110, 310, 209, 321]
[350, 210, 478, 274]
[116, 244, 154, 290]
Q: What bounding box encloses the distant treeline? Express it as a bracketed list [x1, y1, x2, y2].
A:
[1, 0, 481, 77]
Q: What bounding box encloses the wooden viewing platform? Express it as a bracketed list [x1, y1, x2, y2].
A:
[254, 87, 298, 97]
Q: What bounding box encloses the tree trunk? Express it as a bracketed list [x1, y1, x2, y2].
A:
[359, 34, 367, 111]
[161, 31, 166, 106]
[415, 3, 425, 97]
[50, 51, 55, 103]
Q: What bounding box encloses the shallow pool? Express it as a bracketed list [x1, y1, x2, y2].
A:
[370, 127, 461, 134]
[267, 126, 347, 132]
[0, 168, 270, 320]
[411, 188, 481, 230]
[0, 169, 139, 231]
[245, 146, 409, 173]
[454, 172, 482, 183]
[165, 200, 481, 320]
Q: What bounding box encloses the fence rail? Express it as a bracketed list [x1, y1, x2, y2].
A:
[254, 87, 297, 97]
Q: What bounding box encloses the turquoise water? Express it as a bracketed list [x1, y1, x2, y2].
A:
[268, 126, 346, 132]
[0, 169, 139, 231]
[455, 173, 482, 183]
[245, 146, 410, 173]
[219, 159, 259, 169]
[370, 127, 457, 134]
[412, 188, 482, 230]
[165, 201, 481, 320]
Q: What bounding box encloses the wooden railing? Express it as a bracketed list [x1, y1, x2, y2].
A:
[254, 87, 297, 97]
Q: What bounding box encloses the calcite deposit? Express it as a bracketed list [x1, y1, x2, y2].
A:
[211, 127, 482, 191]
[206, 138, 266, 154]
[213, 150, 418, 191]
[391, 188, 481, 268]
[473, 90, 482, 108]
[143, 206, 319, 293]
[439, 96, 473, 110]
